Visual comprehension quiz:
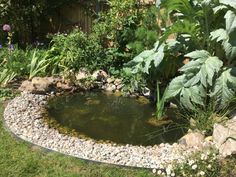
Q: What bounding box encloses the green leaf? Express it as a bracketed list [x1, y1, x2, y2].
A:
[184, 50, 210, 60]
[225, 10, 236, 35]
[210, 28, 236, 60]
[220, 0, 236, 9]
[211, 67, 236, 107]
[165, 75, 205, 110]
[181, 51, 223, 87]
[210, 29, 228, 42]
[165, 75, 186, 100]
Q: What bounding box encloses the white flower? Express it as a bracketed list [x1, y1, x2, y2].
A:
[171, 172, 175, 176]
[152, 169, 156, 174]
[192, 164, 197, 170]
[157, 170, 162, 175]
[207, 164, 212, 169]
[166, 168, 172, 175]
[199, 171, 205, 176]
[167, 164, 173, 169]
[188, 160, 195, 166]
[201, 154, 207, 160]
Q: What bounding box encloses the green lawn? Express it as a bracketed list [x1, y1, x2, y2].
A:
[0, 104, 155, 177]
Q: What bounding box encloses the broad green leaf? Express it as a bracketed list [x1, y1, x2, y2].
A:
[211, 67, 236, 107]
[181, 51, 223, 87]
[210, 28, 236, 60]
[184, 50, 210, 60]
[213, 5, 227, 13]
[154, 44, 165, 67]
[165, 75, 205, 110]
[210, 29, 228, 42]
[220, 0, 236, 9]
[225, 10, 236, 35]
[165, 75, 186, 100]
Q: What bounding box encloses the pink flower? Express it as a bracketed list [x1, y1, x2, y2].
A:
[3, 24, 11, 32]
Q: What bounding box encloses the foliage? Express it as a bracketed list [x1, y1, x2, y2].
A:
[91, 0, 159, 69]
[155, 82, 166, 120]
[0, 88, 18, 101]
[127, 6, 159, 55]
[173, 149, 220, 177]
[0, 47, 49, 85]
[28, 49, 48, 79]
[0, 0, 46, 46]
[45, 29, 104, 74]
[164, 0, 236, 111]
[0, 47, 28, 85]
[178, 103, 229, 135]
[127, 0, 236, 120]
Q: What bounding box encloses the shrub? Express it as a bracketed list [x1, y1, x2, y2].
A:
[45, 29, 104, 74]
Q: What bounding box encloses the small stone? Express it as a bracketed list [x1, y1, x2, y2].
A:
[114, 78, 122, 86]
[107, 77, 115, 84]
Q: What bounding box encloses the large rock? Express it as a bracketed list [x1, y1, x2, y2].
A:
[31, 77, 52, 92]
[19, 76, 64, 93]
[19, 77, 54, 93]
[56, 82, 73, 91]
[105, 84, 116, 92]
[114, 78, 122, 86]
[76, 69, 90, 80]
[213, 120, 236, 156]
[92, 70, 108, 82]
[19, 80, 35, 93]
[107, 77, 115, 84]
[179, 132, 205, 148]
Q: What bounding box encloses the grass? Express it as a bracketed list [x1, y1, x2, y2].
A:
[0, 103, 155, 177]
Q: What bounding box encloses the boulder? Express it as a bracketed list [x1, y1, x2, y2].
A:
[56, 82, 73, 91]
[19, 80, 35, 93]
[213, 121, 236, 156]
[105, 84, 116, 92]
[106, 77, 115, 84]
[76, 69, 90, 80]
[116, 84, 124, 90]
[220, 138, 236, 157]
[92, 70, 108, 82]
[31, 77, 52, 92]
[46, 76, 61, 85]
[19, 77, 54, 94]
[179, 132, 205, 148]
[114, 78, 123, 86]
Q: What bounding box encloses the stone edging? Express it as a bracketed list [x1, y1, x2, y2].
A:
[4, 93, 202, 169]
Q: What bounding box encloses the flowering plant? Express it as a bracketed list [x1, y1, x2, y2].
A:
[3, 24, 11, 32]
[2, 24, 13, 51]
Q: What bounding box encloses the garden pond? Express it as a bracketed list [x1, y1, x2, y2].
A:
[46, 92, 186, 146]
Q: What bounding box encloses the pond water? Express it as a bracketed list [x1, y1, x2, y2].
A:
[46, 92, 186, 146]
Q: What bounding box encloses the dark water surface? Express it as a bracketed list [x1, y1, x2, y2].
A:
[46, 92, 186, 146]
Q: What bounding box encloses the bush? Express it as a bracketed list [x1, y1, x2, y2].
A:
[45, 29, 104, 74]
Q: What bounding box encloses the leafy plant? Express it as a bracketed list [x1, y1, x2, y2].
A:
[28, 49, 48, 79]
[127, 0, 236, 122]
[0, 69, 17, 87]
[155, 82, 166, 119]
[45, 29, 104, 74]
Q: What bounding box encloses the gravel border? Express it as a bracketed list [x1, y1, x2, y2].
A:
[4, 93, 201, 169]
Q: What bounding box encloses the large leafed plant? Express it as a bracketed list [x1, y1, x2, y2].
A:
[127, 0, 236, 118]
